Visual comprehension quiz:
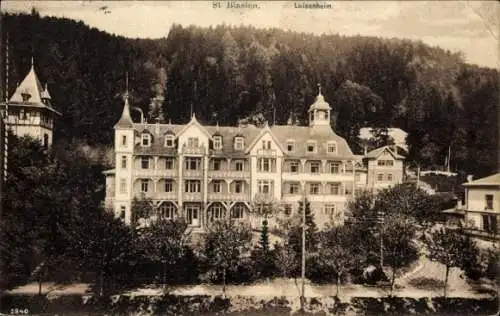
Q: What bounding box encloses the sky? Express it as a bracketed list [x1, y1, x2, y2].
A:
[2, 0, 499, 68]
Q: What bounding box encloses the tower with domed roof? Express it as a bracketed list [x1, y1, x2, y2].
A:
[308, 84, 332, 127]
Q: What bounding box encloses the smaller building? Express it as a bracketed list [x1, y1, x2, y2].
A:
[462, 173, 500, 237]
[355, 145, 405, 192]
[0, 59, 61, 147]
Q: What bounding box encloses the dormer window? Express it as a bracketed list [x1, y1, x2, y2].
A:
[306, 141, 317, 153]
[164, 134, 175, 148]
[234, 137, 244, 151]
[327, 141, 337, 154]
[213, 136, 223, 150]
[286, 140, 295, 152]
[141, 133, 151, 147]
[21, 92, 31, 102]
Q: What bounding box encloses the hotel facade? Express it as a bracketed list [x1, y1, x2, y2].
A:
[104, 89, 404, 231]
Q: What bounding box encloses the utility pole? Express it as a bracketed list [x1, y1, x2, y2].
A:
[417, 164, 420, 188]
[300, 193, 306, 310]
[378, 211, 384, 268]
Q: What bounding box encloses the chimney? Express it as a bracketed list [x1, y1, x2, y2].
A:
[364, 145, 368, 156]
[467, 175, 473, 183]
[155, 122, 160, 135]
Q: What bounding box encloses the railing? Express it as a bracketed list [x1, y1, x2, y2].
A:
[183, 170, 203, 178]
[182, 144, 206, 155]
[152, 192, 178, 200]
[132, 168, 177, 177]
[208, 170, 250, 178]
[256, 149, 277, 156]
[183, 192, 203, 201]
[208, 193, 250, 202]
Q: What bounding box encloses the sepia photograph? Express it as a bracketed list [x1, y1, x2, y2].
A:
[0, 1, 498, 315]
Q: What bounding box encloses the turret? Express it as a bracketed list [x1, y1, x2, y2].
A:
[308, 84, 332, 127]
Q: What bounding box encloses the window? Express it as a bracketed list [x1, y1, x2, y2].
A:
[387, 173, 393, 181]
[377, 173, 384, 181]
[140, 179, 149, 193]
[310, 161, 321, 174]
[212, 159, 221, 171]
[231, 204, 245, 219]
[284, 204, 292, 216]
[209, 204, 225, 221]
[288, 182, 300, 195]
[345, 185, 353, 196]
[212, 180, 222, 193]
[187, 137, 199, 148]
[165, 158, 174, 169]
[120, 179, 127, 194]
[141, 133, 151, 147]
[213, 136, 223, 150]
[355, 173, 361, 181]
[261, 140, 271, 150]
[486, 195, 494, 209]
[234, 160, 244, 171]
[482, 214, 498, 233]
[165, 135, 175, 147]
[159, 203, 176, 220]
[288, 161, 300, 173]
[121, 135, 127, 147]
[234, 137, 244, 150]
[258, 180, 272, 194]
[184, 180, 201, 193]
[324, 204, 336, 216]
[233, 180, 244, 193]
[141, 156, 150, 169]
[306, 142, 316, 153]
[164, 179, 173, 192]
[258, 158, 276, 172]
[328, 183, 341, 195]
[377, 160, 394, 166]
[120, 206, 126, 220]
[185, 157, 201, 170]
[328, 162, 340, 174]
[286, 141, 295, 152]
[121, 155, 127, 169]
[309, 183, 321, 195]
[327, 142, 337, 154]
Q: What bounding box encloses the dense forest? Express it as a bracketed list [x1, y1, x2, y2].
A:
[1, 12, 498, 177]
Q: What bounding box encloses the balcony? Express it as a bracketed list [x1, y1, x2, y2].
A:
[153, 192, 178, 200]
[133, 168, 177, 177]
[208, 193, 250, 202]
[183, 170, 203, 178]
[182, 144, 206, 155]
[256, 148, 278, 157]
[183, 192, 203, 201]
[209, 170, 250, 179]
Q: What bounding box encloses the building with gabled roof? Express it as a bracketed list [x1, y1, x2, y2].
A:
[461, 173, 500, 238]
[104, 85, 402, 231]
[0, 58, 61, 147]
[354, 145, 405, 192]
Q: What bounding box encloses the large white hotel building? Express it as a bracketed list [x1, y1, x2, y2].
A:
[104, 88, 404, 231]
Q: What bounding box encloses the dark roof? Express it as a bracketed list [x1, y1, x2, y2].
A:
[365, 146, 404, 160]
[270, 125, 354, 159]
[114, 97, 134, 129]
[129, 122, 354, 159]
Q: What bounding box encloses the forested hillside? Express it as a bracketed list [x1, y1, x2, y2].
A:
[2, 12, 498, 177]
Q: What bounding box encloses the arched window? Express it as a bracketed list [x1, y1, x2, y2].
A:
[158, 202, 177, 220]
[231, 203, 247, 219]
[208, 203, 226, 222]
